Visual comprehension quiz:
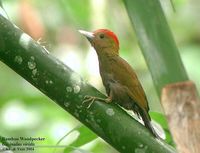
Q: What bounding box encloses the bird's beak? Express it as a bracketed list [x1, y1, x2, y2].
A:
[79, 30, 94, 43]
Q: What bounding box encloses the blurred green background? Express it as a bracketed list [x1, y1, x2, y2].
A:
[0, 0, 199, 152]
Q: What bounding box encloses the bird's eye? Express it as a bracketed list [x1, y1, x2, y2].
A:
[99, 34, 104, 39]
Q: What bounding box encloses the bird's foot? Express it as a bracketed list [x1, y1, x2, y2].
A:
[82, 96, 97, 108]
[82, 95, 111, 108]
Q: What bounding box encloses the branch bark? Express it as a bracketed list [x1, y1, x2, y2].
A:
[161, 81, 200, 153]
[0, 15, 176, 152]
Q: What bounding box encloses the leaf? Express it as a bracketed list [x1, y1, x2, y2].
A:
[123, 0, 188, 96]
[150, 112, 175, 146]
[69, 125, 97, 147]
[150, 112, 168, 130]
[55, 125, 97, 153]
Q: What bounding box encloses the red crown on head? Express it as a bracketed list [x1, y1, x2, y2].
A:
[93, 29, 119, 47]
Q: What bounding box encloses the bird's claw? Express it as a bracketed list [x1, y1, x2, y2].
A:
[82, 95, 111, 108]
[82, 95, 97, 108]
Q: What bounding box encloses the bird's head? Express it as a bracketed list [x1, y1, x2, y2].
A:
[79, 29, 119, 55]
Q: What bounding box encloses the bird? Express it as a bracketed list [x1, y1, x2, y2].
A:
[79, 29, 159, 138]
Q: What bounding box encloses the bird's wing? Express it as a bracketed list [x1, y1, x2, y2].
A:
[110, 56, 149, 111]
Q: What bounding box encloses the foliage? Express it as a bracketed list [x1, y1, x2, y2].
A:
[123, 0, 188, 96]
[150, 112, 174, 146]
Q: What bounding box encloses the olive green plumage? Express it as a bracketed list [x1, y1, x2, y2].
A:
[80, 29, 159, 138]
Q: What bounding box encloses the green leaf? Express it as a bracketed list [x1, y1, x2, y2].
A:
[150, 112, 175, 146]
[70, 125, 97, 147]
[123, 0, 188, 96]
[63, 125, 97, 153]
[150, 112, 168, 130]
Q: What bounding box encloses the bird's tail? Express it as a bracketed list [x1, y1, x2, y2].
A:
[139, 108, 160, 139]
